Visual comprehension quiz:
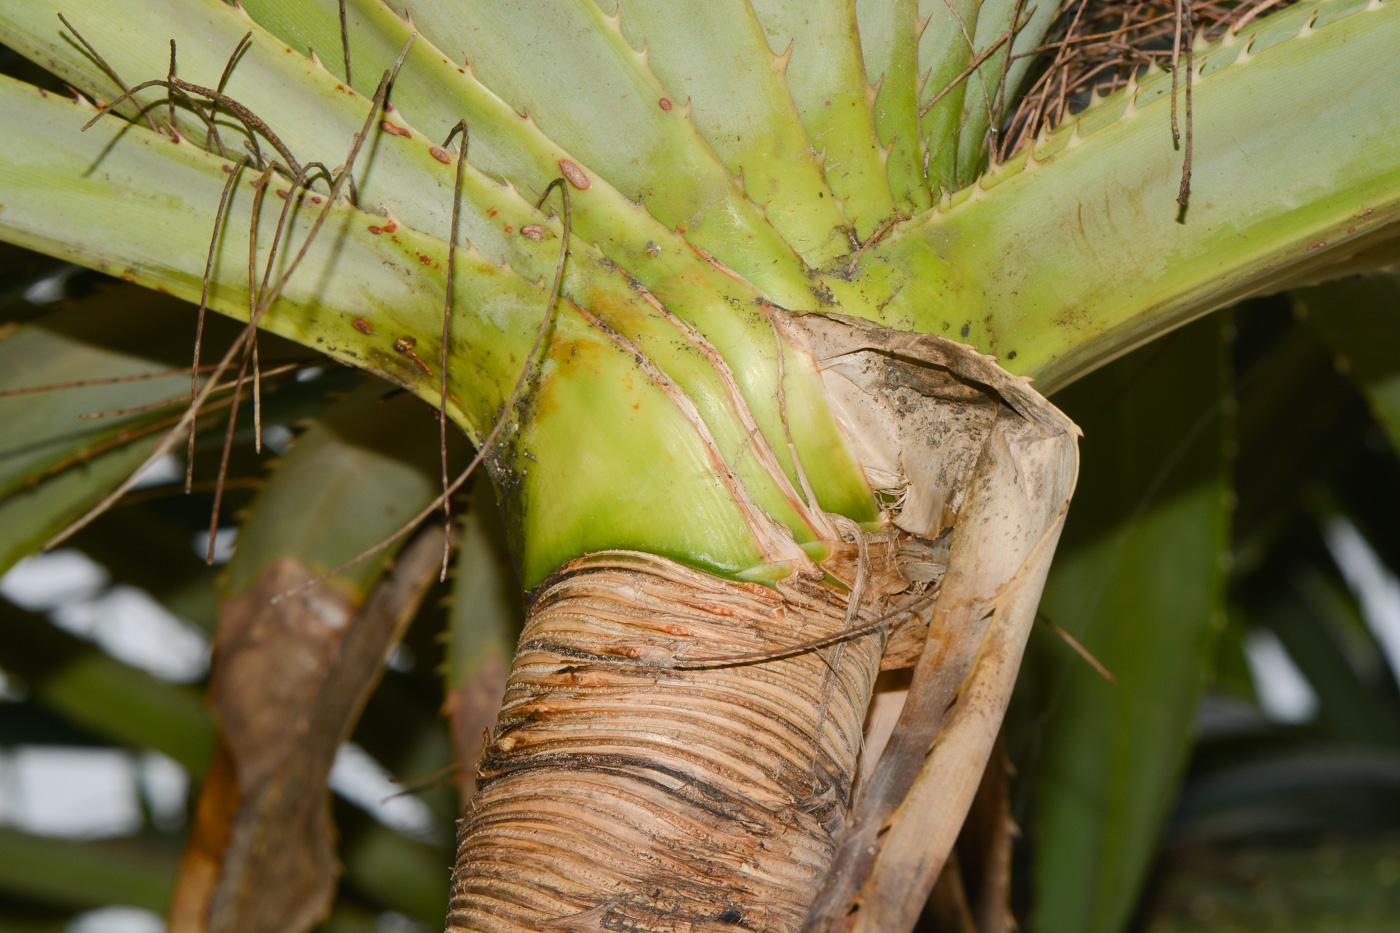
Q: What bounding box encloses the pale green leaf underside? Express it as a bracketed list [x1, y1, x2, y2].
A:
[0, 77, 843, 584]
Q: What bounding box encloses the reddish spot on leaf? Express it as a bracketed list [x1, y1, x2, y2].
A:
[1307, 240, 1327, 250]
[366, 220, 397, 235]
[394, 337, 417, 353]
[379, 120, 411, 138]
[521, 225, 548, 241]
[430, 146, 453, 164]
[418, 253, 433, 265]
[658, 97, 672, 111]
[352, 319, 374, 335]
[487, 208, 498, 218]
[558, 159, 591, 190]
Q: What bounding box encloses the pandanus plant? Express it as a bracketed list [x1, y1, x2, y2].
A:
[0, 0, 1398, 931]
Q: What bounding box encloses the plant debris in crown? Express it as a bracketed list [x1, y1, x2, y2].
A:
[1000, 0, 1305, 162]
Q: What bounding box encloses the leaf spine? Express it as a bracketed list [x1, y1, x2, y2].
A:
[774, 40, 794, 75]
[915, 13, 932, 41]
[1300, 9, 1319, 34]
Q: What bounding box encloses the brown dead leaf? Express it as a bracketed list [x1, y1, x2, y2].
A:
[168, 527, 445, 933]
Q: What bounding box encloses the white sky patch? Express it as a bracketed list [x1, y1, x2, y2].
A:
[378, 911, 433, 933]
[0, 669, 23, 702]
[263, 423, 296, 455]
[130, 453, 184, 490]
[1, 747, 141, 838]
[138, 751, 189, 832]
[67, 907, 164, 933]
[1, 550, 209, 683]
[22, 266, 81, 305]
[53, 586, 209, 683]
[193, 527, 239, 565]
[1324, 515, 1400, 682]
[1, 550, 109, 611]
[329, 743, 439, 842]
[1244, 628, 1319, 724]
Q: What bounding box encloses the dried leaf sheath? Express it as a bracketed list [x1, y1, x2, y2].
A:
[791, 318, 1079, 933]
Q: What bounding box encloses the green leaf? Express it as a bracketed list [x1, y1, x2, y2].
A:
[1296, 272, 1400, 448]
[0, 290, 243, 576]
[855, 0, 932, 213]
[1236, 519, 1400, 747]
[865, 0, 1400, 391]
[1029, 314, 1232, 933]
[949, 0, 1060, 187]
[224, 380, 458, 603]
[341, 825, 450, 924]
[752, 0, 898, 239]
[355, 0, 835, 299]
[610, 0, 853, 263]
[0, 828, 177, 912]
[918, 0, 983, 194]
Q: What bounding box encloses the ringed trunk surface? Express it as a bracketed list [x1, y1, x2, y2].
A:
[451, 547, 899, 933]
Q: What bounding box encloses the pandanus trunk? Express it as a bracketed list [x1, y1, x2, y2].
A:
[450, 317, 1079, 933]
[453, 550, 892, 932]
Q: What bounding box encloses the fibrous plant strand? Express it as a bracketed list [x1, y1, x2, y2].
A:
[439, 118, 470, 579]
[56, 13, 160, 134]
[189, 154, 249, 492]
[76, 360, 308, 420]
[272, 176, 573, 604]
[998, 0, 1298, 169]
[919, 32, 1011, 119]
[46, 49, 406, 550]
[82, 75, 307, 178]
[338, 0, 352, 85]
[670, 589, 941, 670]
[206, 163, 277, 564]
[217, 31, 252, 95]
